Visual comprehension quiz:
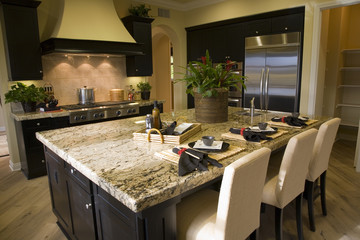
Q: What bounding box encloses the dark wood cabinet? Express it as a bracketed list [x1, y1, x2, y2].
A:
[139, 103, 163, 116]
[244, 18, 271, 36]
[0, 0, 43, 80]
[271, 13, 304, 34]
[122, 16, 154, 76]
[15, 117, 69, 179]
[45, 147, 97, 240]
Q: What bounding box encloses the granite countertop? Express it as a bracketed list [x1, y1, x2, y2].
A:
[35, 107, 325, 213]
[11, 100, 165, 121]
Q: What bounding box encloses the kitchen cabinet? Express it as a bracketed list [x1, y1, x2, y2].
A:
[336, 49, 360, 127]
[139, 103, 163, 116]
[15, 117, 69, 179]
[45, 147, 96, 240]
[271, 13, 304, 34]
[0, 0, 43, 80]
[122, 16, 154, 76]
[244, 19, 271, 37]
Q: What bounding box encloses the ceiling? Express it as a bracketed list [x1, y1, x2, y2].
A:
[133, 0, 225, 11]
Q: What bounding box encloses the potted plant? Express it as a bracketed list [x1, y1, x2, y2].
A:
[178, 50, 246, 123]
[128, 4, 151, 18]
[5, 82, 47, 112]
[137, 81, 152, 100]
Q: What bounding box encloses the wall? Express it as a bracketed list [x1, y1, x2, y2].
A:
[42, 55, 129, 105]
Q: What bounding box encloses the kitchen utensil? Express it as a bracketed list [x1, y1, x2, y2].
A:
[78, 86, 95, 104]
[202, 136, 215, 146]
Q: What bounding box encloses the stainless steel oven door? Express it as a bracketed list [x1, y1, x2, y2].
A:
[228, 97, 242, 107]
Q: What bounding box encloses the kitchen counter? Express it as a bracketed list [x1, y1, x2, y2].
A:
[35, 107, 324, 212]
[10, 99, 165, 121]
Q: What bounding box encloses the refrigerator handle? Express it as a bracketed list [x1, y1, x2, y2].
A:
[259, 68, 265, 111]
[265, 67, 270, 111]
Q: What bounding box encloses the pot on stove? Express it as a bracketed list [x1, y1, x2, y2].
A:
[78, 86, 95, 104]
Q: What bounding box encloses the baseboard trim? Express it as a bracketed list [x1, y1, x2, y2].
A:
[9, 160, 21, 171]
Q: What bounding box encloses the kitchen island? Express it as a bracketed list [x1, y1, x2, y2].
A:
[36, 107, 325, 240]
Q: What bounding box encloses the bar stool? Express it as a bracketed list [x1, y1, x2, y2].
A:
[176, 147, 271, 240]
[305, 118, 341, 231]
[262, 128, 318, 240]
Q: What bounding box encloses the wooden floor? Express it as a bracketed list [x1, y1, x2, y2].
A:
[0, 140, 358, 240]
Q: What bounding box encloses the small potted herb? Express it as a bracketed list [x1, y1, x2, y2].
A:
[5, 82, 47, 112]
[137, 81, 152, 100]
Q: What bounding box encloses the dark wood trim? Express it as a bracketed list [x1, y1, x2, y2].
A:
[41, 38, 144, 56]
[185, 6, 305, 32]
[0, 0, 40, 8]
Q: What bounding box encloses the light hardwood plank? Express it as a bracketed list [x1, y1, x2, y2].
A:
[0, 140, 358, 240]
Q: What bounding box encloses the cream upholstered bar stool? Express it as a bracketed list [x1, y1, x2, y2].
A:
[262, 128, 318, 240]
[305, 118, 341, 232]
[176, 147, 271, 240]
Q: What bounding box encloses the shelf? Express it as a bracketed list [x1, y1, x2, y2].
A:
[340, 121, 359, 127]
[340, 67, 360, 71]
[336, 104, 360, 108]
[342, 49, 360, 54]
[338, 85, 360, 88]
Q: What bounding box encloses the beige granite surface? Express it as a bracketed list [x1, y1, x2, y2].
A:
[11, 100, 165, 121]
[35, 107, 326, 213]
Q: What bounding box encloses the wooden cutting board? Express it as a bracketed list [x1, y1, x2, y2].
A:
[221, 129, 288, 144]
[154, 145, 245, 164]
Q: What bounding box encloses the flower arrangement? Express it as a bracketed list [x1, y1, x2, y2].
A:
[178, 50, 246, 97]
[128, 4, 151, 18]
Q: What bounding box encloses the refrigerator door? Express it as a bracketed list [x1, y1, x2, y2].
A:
[265, 46, 300, 112]
[243, 49, 266, 110]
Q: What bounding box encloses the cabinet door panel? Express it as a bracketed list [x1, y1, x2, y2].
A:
[68, 178, 96, 240]
[45, 150, 72, 234]
[271, 13, 304, 34]
[244, 19, 271, 37]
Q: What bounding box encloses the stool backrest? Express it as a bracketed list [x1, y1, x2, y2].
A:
[276, 128, 318, 208]
[307, 118, 341, 181]
[215, 147, 271, 240]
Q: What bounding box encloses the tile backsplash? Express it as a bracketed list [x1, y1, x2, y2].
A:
[42, 54, 142, 105]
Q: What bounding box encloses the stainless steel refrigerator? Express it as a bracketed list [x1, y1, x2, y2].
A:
[243, 32, 301, 113]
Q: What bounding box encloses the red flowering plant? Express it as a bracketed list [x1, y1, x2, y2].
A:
[178, 50, 246, 97]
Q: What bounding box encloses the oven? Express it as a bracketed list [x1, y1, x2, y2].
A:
[60, 101, 140, 126]
[227, 62, 243, 107]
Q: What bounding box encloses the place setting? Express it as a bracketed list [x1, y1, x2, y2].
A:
[267, 113, 318, 128]
[221, 122, 288, 144]
[154, 135, 245, 175]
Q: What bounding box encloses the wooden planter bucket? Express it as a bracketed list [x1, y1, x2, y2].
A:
[194, 89, 228, 123]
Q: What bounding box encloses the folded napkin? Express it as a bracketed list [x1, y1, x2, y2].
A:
[271, 116, 307, 127]
[173, 147, 223, 176]
[229, 127, 273, 142]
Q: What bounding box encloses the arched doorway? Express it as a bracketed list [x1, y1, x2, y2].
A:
[151, 25, 187, 112]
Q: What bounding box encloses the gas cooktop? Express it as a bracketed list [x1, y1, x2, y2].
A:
[60, 101, 139, 124]
[60, 100, 136, 110]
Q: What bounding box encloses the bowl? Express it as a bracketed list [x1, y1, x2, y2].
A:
[258, 122, 268, 130]
[202, 136, 215, 146]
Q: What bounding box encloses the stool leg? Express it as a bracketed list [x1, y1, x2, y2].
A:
[296, 193, 304, 240]
[306, 180, 316, 232]
[275, 207, 283, 240]
[320, 171, 327, 216]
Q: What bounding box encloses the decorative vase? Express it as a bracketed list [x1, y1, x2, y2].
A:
[194, 88, 228, 123]
[21, 101, 37, 113]
[141, 91, 151, 100]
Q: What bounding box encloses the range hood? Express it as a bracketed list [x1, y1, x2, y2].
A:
[40, 0, 143, 56]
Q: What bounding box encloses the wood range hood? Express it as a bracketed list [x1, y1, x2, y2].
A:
[40, 0, 143, 57]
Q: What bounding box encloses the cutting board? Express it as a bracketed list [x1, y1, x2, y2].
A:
[155, 145, 245, 164]
[221, 129, 288, 144]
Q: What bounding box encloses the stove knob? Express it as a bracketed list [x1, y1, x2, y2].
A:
[74, 116, 80, 121]
[132, 108, 137, 113]
[93, 113, 99, 118]
[99, 113, 104, 117]
[116, 110, 121, 116]
[127, 109, 132, 114]
[81, 115, 87, 120]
